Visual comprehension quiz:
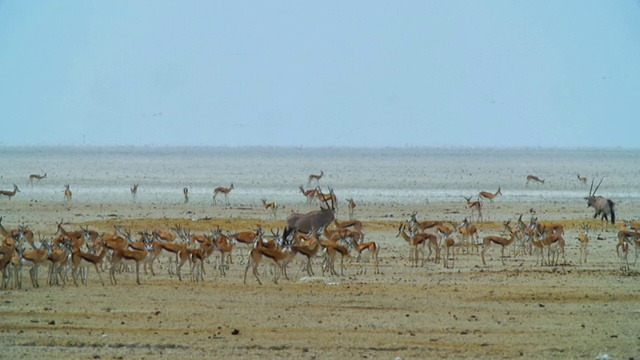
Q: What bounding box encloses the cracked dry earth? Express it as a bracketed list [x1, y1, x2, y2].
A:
[0, 203, 639, 359]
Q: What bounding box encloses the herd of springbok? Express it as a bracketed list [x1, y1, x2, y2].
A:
[0, 169, 635, 289]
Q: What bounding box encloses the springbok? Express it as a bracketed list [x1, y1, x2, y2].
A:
[131, 183, 139, 202]
[526, 175, 545, 186]
[307, 170, 324, 186]
[479, 187, 502, 203]
[64, 184, 72, 202]
[0, 184, 20, 200]
[28, 173, 47, 186]
[213, 183, 234, 205]
[585, 178, 615, 226]
[346, 198, 356, 220]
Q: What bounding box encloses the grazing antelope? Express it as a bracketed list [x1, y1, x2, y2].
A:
[481, 221, 516, 266]
[0, 184, 20, 200]
[299, 185, 318, 205]
[28, 173, 47, 186]
[526, 175, 545, 186]
[577, 174, 587, 185]
[577, 224, 590, 265]
[213, 183, 234, 205]
[64, 184, 72, 202]
[183, 187, 189, 204]
[307, 170, 324, 185]
[346, 198, 356, 220]
[479, 187, 502, 203]
[131, 183, 139, 202]
[463, 196, 483, 222]
[585, 178, 615, 226]
[261, 198, 278, 219]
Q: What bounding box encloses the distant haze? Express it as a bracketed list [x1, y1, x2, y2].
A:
[1, 2, 639, 147]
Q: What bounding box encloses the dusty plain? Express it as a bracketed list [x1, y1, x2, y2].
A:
[0, 199, 639, 359]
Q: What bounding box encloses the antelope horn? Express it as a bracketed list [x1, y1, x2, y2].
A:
[593, 177, 604, 196]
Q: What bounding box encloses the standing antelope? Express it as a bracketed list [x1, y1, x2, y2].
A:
[0, 184, 20, 200]
[28, 173, 47, 186]
[64, 184, 72, 202]
[463, 196, 483, 222]
[307, 170, 324, 186]
[585, 178, 615, 226]
[526, 175, 545, 186]
[261, 198, 278, 219]
[577, 224, 590, 265]
[213, 183, 234, 205]
[131, 183, 139, 202]
[183, 187, 189, 204]
[299, 185, 317, 205]
[479, 187, 502, 203]
[481, 221, 516, 266]
[577, 174, 587, 185]
[285, 197, 336, 236]
[346, 198, 356, 220]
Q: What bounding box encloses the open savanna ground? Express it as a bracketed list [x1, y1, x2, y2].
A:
[0, 200, 639, 359]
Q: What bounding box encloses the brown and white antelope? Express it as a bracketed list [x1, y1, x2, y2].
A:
[243, 232, 293, 285]
[577, 224, 590, 265]
[577, 174, 587, 185]
[346, 232, 380, 274]
[479, 187, 502, 203]
[109, 236, 153, 285]
[0, 184, 20, 200]
[346, 198, 356, 220]
[131, 183, 139, 202]
[183, 187, 189, 204]
[64, 184, 72, 202]
[526, 175, 545, 186]
[307, 170, 324, 186]
[213, 183, 234, 205]
[28, 173, 47, 186]
[481, 221, 516, 266]
[299, 185, 318, 205]
[463, 196, 483, 222]
[261, 198, 278, 219]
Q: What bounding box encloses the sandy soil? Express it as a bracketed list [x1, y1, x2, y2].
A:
[0, 199, 638, 359]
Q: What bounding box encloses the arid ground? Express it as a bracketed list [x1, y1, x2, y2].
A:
[0, 200, 638, 359]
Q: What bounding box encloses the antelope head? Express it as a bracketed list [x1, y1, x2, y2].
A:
[585, 178, 604, 207]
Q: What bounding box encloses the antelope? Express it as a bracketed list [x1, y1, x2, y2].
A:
[287, 232, 321, 277]
[183, 187, 189, 204]
[285, 196, 336, 236]
[479, 187, 502, 203]
[437, 223, 457, 268]
[213, 183, 234, 205]
[28, 173, 47, 186]
[43, 240, 70, 286]
[346, 198, 356, 220]
[585, 178, 615, 226]
[577, 224, 590, 265]
[131, 183, 139, 202]
[211, 229, 234, 276]
[261, 198, 278, 219]
[243, 232, 293, 285]
[542, 232, 566, 266]
[16, 237, 50, 287]
[0, 184, 20, 200]
[147, 232, 186, 277]
[396, 223, 439, 266]
[299, 185, 318, 205]
[481, 221, 516, 266]
[463, 196, 483, 222]
[616, 228, 640, 263]
[0, 243, 14, 288]
[109, 237, 153, 285]
[307, 170, 324, 185]
[68, 239, 108, 286]
[320, 237, 350, 276]
[54, 219, 85, 250]
[333, 218, 364, 236]
[577, 174, 587, 185]
[408, 212, 442, 234]
[457, 218, 479, 252]
[316, 187, 337, 207]
[64, 184, 72, 202]
[346, 232, 380, 274]
[627, 220, 640, 233]
[526, 175, 545, 186]
[230, 226, 263, 263]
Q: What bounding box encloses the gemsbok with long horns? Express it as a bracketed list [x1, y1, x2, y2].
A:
[585, 178, 615, 226]
[284, 197, 336, 238]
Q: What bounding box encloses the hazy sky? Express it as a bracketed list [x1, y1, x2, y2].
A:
[1, 1, 639, 147]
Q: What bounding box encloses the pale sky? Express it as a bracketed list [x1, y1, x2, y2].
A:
[1, 1, 639, 147]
